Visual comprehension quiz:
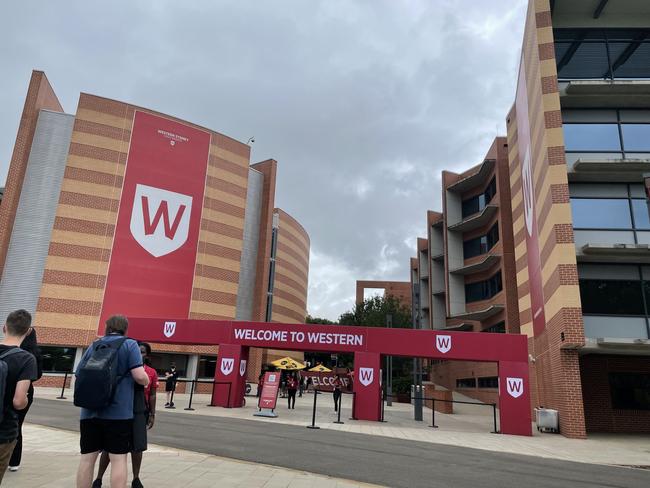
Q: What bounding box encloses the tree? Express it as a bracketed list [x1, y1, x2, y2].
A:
[338, 295, 411, 328]
[305, 315, 336, 325]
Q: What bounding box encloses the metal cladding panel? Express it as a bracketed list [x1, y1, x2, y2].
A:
[235, 167, 263, 320]
[0, 110, 74, 335]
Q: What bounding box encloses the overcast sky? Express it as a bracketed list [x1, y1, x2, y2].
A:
[0, 0, 527, 321]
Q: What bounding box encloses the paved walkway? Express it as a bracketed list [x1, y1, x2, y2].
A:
[36, 387, 650, 467]
[8, 424, 380, 488]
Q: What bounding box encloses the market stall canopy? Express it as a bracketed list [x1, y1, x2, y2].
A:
[271, 356, 306, 370]
[308, 364, 332, 372]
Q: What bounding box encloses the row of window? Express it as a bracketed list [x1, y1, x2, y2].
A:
[554, 28, 650, 81]
[38, 346, 218, 378]
[482, 321, 505, 334]
[456, 376, 499, 389]
[571, 198, 650, 231]
[461, 177, 496, 218]
[465, 272, 502, 303]
[610, 373, 650, 411]
[563, 123, 650, 153]
[463, 223, 499, 259]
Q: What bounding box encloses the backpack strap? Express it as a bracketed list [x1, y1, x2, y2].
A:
[0, 347, 23, 361]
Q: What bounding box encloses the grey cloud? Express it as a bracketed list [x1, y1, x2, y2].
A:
[0, 0, 526, 321]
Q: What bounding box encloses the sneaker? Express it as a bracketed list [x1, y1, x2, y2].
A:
[8, 466, 19, 472]
[164, 402, 170, 407]
[92, 480, 102, 488]
[132, 478, 144, 488]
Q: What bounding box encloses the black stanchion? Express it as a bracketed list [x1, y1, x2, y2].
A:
[430, 399, 438, 428]
[380, 390, 387, 422]
[57, 372, 68, 400]
[209, 380, 217, 406]
[334, 393, 344, 424]
[306, 389, 320, 429]
[491, 403, 499, 433]
[184, 380, 196, 411]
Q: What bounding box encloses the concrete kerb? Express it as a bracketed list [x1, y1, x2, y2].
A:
[35, 387, 650, 467]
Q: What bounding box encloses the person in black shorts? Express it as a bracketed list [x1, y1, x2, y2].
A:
[164, 364, 178, 407]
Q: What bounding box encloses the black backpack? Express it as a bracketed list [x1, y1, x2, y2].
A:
[0, 348, 23, 423]
[74, 336, 128, 410]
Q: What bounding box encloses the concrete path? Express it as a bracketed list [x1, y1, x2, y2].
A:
[8, 424, 379, 487]
[24, 398, 650, 488]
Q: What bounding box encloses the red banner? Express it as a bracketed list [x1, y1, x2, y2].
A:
[258, 371, 280, 410]
[99, 111, 211, 332]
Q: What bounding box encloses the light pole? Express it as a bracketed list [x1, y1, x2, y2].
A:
[412, 283, 423, 421]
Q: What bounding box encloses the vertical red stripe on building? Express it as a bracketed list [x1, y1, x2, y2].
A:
[99, 111, 211, 332]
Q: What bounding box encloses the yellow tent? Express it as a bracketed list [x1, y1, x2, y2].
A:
[270, 356, 306, 370]
[308, 364, 332, 372]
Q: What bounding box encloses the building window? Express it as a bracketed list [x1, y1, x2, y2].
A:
[465, 272, 502, 303]
[41, 346, 75, 372]
[563, 110, 650, 161]
[478, 377, 499, 389]
[197, 355, 217, 378]
[609, 373, 650, 410]
[149, 353, 189, 377]
[579, 279, 645, 315]
[571, 198, 632, 229]
[463, 223, 499, 259]
[461, 177, 497, 218]
[483, 321, 505, 333]
[456, 378, 476, 388]
[554, 28, 650, 81]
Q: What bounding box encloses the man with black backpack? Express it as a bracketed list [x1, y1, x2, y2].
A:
[74, 315, 149, 488]
[0, 309, 37, 483]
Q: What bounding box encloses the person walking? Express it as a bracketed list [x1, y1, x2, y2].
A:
[8, 325, 42, 473]
[74, 315, 149, 488]
[332, 375, 342, 412]
[0, 310, 38, 483]
[286, 373, 298, 409]
[92, 342, 158, 488]
[164, 364, 178, 407]
[298, 374, 304, 398]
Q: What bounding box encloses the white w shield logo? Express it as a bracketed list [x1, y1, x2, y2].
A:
[506, 377, 524, 398]
[220, 358, 234, 376]
[436, 335, 452, 354]
[359, 367, 374, 387]
[239, 360, 247, 377]
[130, 184, 193, 258]
[163, 321, 176, 338]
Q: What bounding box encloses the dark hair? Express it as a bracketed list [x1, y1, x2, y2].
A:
[138, 342, 152, 356]
[6, 309, 32, 336]
[105, 315, 128, 335]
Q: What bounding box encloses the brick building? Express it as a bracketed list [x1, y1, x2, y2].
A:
[355, 280, 412, 309]
[0, 71, 310, 386]
[397, 0, 650, 437]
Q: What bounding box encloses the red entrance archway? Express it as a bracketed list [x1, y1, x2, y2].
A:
[128, 318, 532, 436]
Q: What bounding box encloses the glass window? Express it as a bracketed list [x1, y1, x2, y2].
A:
[571, 199, 631, 229]
[463, 223, 499, 259]
[609, 373, 650, 410]
[197, 355, 217, 378]
[632, 200, 650, 230]
[465, 272, 502, 303]
[149, 353, 189, 377]
[483, 321, 505, 333]
[563, 124, 621, 151]
[579, 279, 644, 315]
[478, 377, 499, 389]
[41, 346, 76, 372]
[610, 43, 650, 79]
[621, 125, 650, 152]
[461, 178, 496, 218]
[456, 378, 476, 388]
[555, 41, 610, 80]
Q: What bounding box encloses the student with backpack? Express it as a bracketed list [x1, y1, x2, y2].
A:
[0, 309, 37, 483]
[74, 315, 149, 488]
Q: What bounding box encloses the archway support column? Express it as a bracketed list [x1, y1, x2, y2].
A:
[353, 352, 382, 421]
[212, 344, 249, 407]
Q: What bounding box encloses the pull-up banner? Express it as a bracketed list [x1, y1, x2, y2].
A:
[99, 112, 211, 332]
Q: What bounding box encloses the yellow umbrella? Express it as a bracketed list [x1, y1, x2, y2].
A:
[271, 356, 306, 370]
[308, 364, 332, 372]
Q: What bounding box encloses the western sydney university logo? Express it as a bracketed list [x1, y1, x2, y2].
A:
[239, 360, 247, 377]
[220, 357, 234, 376]
[130, 184, 193, 258]
[436, 335, 452, 354]
[359, 367, 374, 387]
[506, 377, 524, 398]
[163, 321, 176, 338]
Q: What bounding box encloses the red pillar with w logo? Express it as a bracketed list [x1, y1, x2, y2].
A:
[498, 360, 532, 436]
[212, 344, 248, 408]
[98, 111, 211, 332]
[353, 352, 381, 421]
